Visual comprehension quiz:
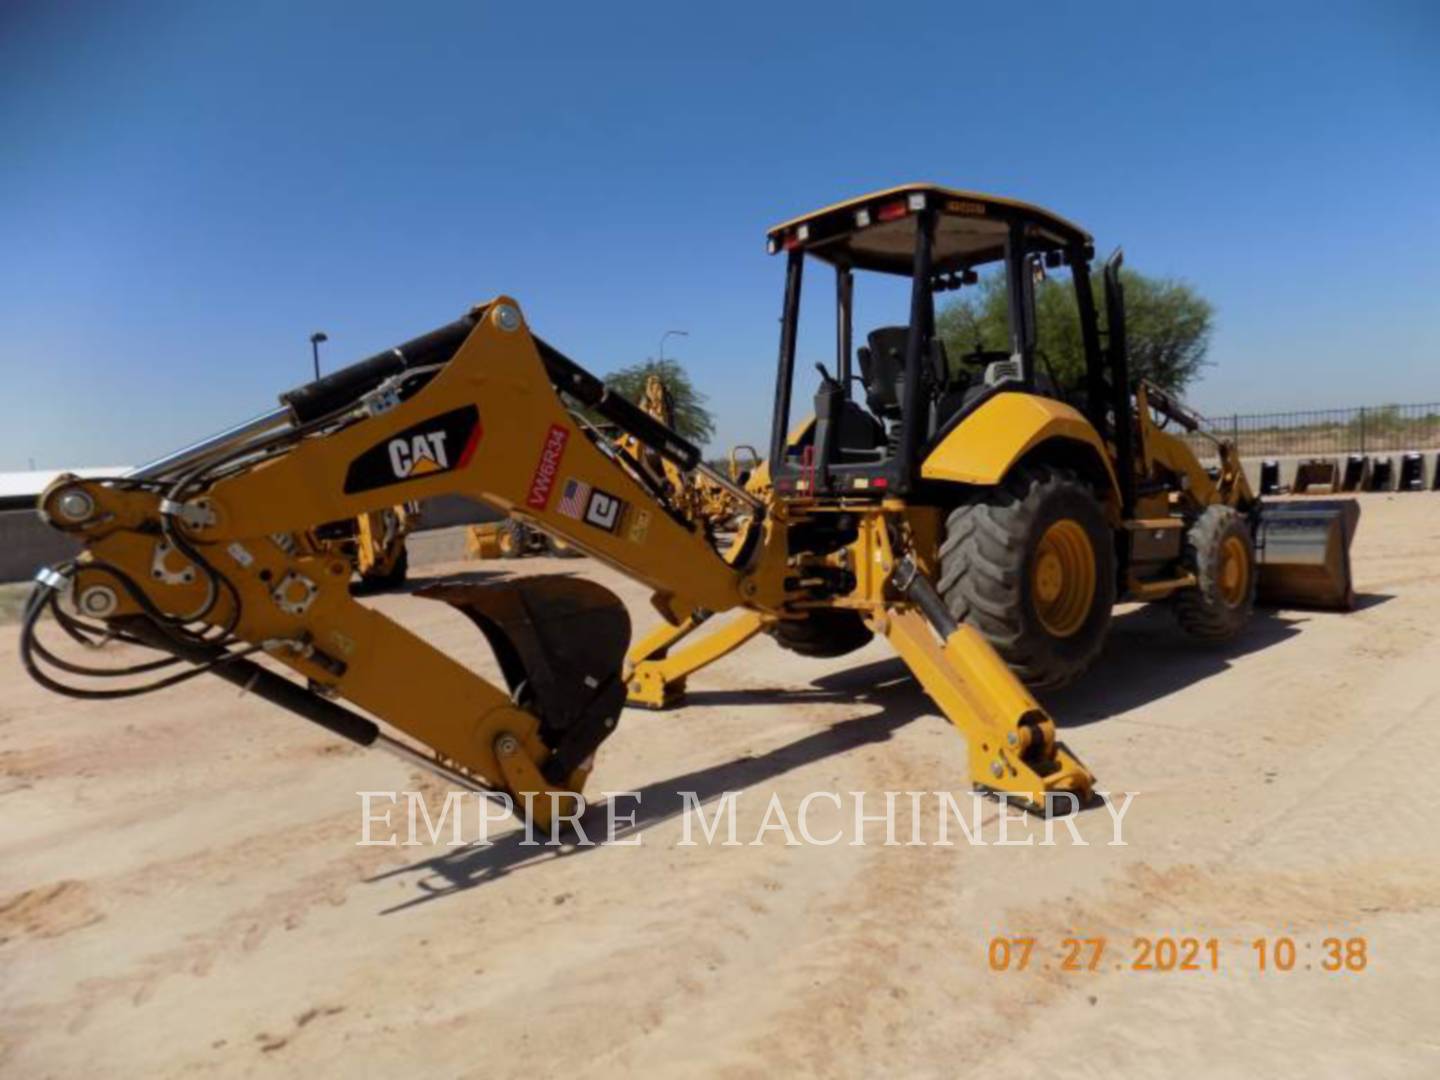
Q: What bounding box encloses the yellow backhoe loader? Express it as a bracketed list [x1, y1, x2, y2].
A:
[23, 184, 1358, 832]
[615, 374, 757, 536]
[465, 516, 582, 560]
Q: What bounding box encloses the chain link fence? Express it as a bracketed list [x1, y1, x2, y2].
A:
[1182, 403, 1440, 461]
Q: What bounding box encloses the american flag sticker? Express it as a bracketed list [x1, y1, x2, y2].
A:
[557, 477, 590, 519]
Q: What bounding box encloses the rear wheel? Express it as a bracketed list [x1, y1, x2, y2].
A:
[1173, 505, 1256, 640]
[938, 464, 1114, 689]
[770, 609, 874, 658]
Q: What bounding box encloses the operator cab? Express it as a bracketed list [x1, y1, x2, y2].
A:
[765, 184, 1101, 497]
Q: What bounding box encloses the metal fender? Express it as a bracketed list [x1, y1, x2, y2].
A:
[920, 392, 1120, 497]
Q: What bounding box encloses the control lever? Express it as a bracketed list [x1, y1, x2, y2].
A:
[810, 364, 848, 490]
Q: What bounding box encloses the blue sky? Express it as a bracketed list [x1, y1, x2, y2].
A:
[2, 0, 1436, 468]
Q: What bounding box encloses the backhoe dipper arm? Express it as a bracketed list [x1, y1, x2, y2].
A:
[29, 299, 755, 821]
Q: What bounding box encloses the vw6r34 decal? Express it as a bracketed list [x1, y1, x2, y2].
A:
[343, 406, 482, 494]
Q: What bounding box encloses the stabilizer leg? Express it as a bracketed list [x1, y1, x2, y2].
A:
[882, 558, 1095, 812]
[625, 609, 769, 708]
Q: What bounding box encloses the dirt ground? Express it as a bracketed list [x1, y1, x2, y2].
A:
[3, 493, 1439, 1078]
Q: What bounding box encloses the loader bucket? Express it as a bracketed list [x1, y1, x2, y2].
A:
[417, 575, 631, 738]
[1253, 499, 1360, 610]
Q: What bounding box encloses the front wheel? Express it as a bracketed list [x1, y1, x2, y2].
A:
[937, 464, 1115, 689]
[1173, 505, 1256, 640]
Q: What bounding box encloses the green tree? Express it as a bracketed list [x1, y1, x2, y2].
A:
[936, 268, 1214, 396]
[602, 358, 716, 444]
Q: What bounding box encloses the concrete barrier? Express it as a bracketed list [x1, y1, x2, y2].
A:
[0, 510, 81, 584]
[1225, 451, 1436, 494]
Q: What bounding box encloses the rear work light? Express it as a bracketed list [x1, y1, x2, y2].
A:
[876, 192, 927, 222]
[876, 199, 909, 222]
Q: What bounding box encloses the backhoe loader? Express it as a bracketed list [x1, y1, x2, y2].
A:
[465, 515, 582, 559]
[22, 184, 1358, 832]
[611, 373, 756, 536]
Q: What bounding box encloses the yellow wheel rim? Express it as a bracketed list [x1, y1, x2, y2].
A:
[1219, 535, 1250, 607]
[1031, 519, 1096, 638]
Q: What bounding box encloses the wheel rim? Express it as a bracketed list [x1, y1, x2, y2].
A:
[1219, 535, 1250, 607]
[498, 532, 515, 555]
[1031, 519, 1096, 638]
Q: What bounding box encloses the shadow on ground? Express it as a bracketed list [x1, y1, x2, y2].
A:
[368, 593, 1390, 910]
[1045, 594, 1390, 723]
[366, 658, 929, 912]
[1043, 604, 1299, 724]
[401, 567, 515, 591]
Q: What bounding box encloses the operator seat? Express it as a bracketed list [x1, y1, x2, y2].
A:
[858, 326, 908, 420]
[860, 326, 969, 441]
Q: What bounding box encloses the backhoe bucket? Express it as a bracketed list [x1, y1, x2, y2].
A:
[1253, 499, 1361, 610]
[417, 575, 631, 755]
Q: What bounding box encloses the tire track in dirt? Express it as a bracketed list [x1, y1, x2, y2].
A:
[0, 881, 104, 945]
[5, 804, 410, 1040]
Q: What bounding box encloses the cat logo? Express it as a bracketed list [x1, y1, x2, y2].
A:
[343, 406, 481, 494]
[388, 431, 450, 479]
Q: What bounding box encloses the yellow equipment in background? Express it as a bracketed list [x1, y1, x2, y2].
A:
[25, 184, 1358, 832]
[616, 374, 755, 536]
[313, 503, 418, 590]
[465, 516, 582, 560]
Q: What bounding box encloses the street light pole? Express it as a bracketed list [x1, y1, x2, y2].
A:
[309, 332, 328, 381]
[658, 329, 688, 364]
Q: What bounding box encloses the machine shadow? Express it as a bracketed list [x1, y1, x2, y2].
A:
[369, 595, 1390, 912]
[678, 655, 921, 709]
[1347, 592, 1394, 612]
[367, 658, 930, 913]
[1042, 603, 1314, 724]
[402, 568, 515, 591]
[688, 600, 1364, 728]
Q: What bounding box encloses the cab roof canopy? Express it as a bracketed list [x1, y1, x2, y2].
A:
[766, 183, 1093, 276]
